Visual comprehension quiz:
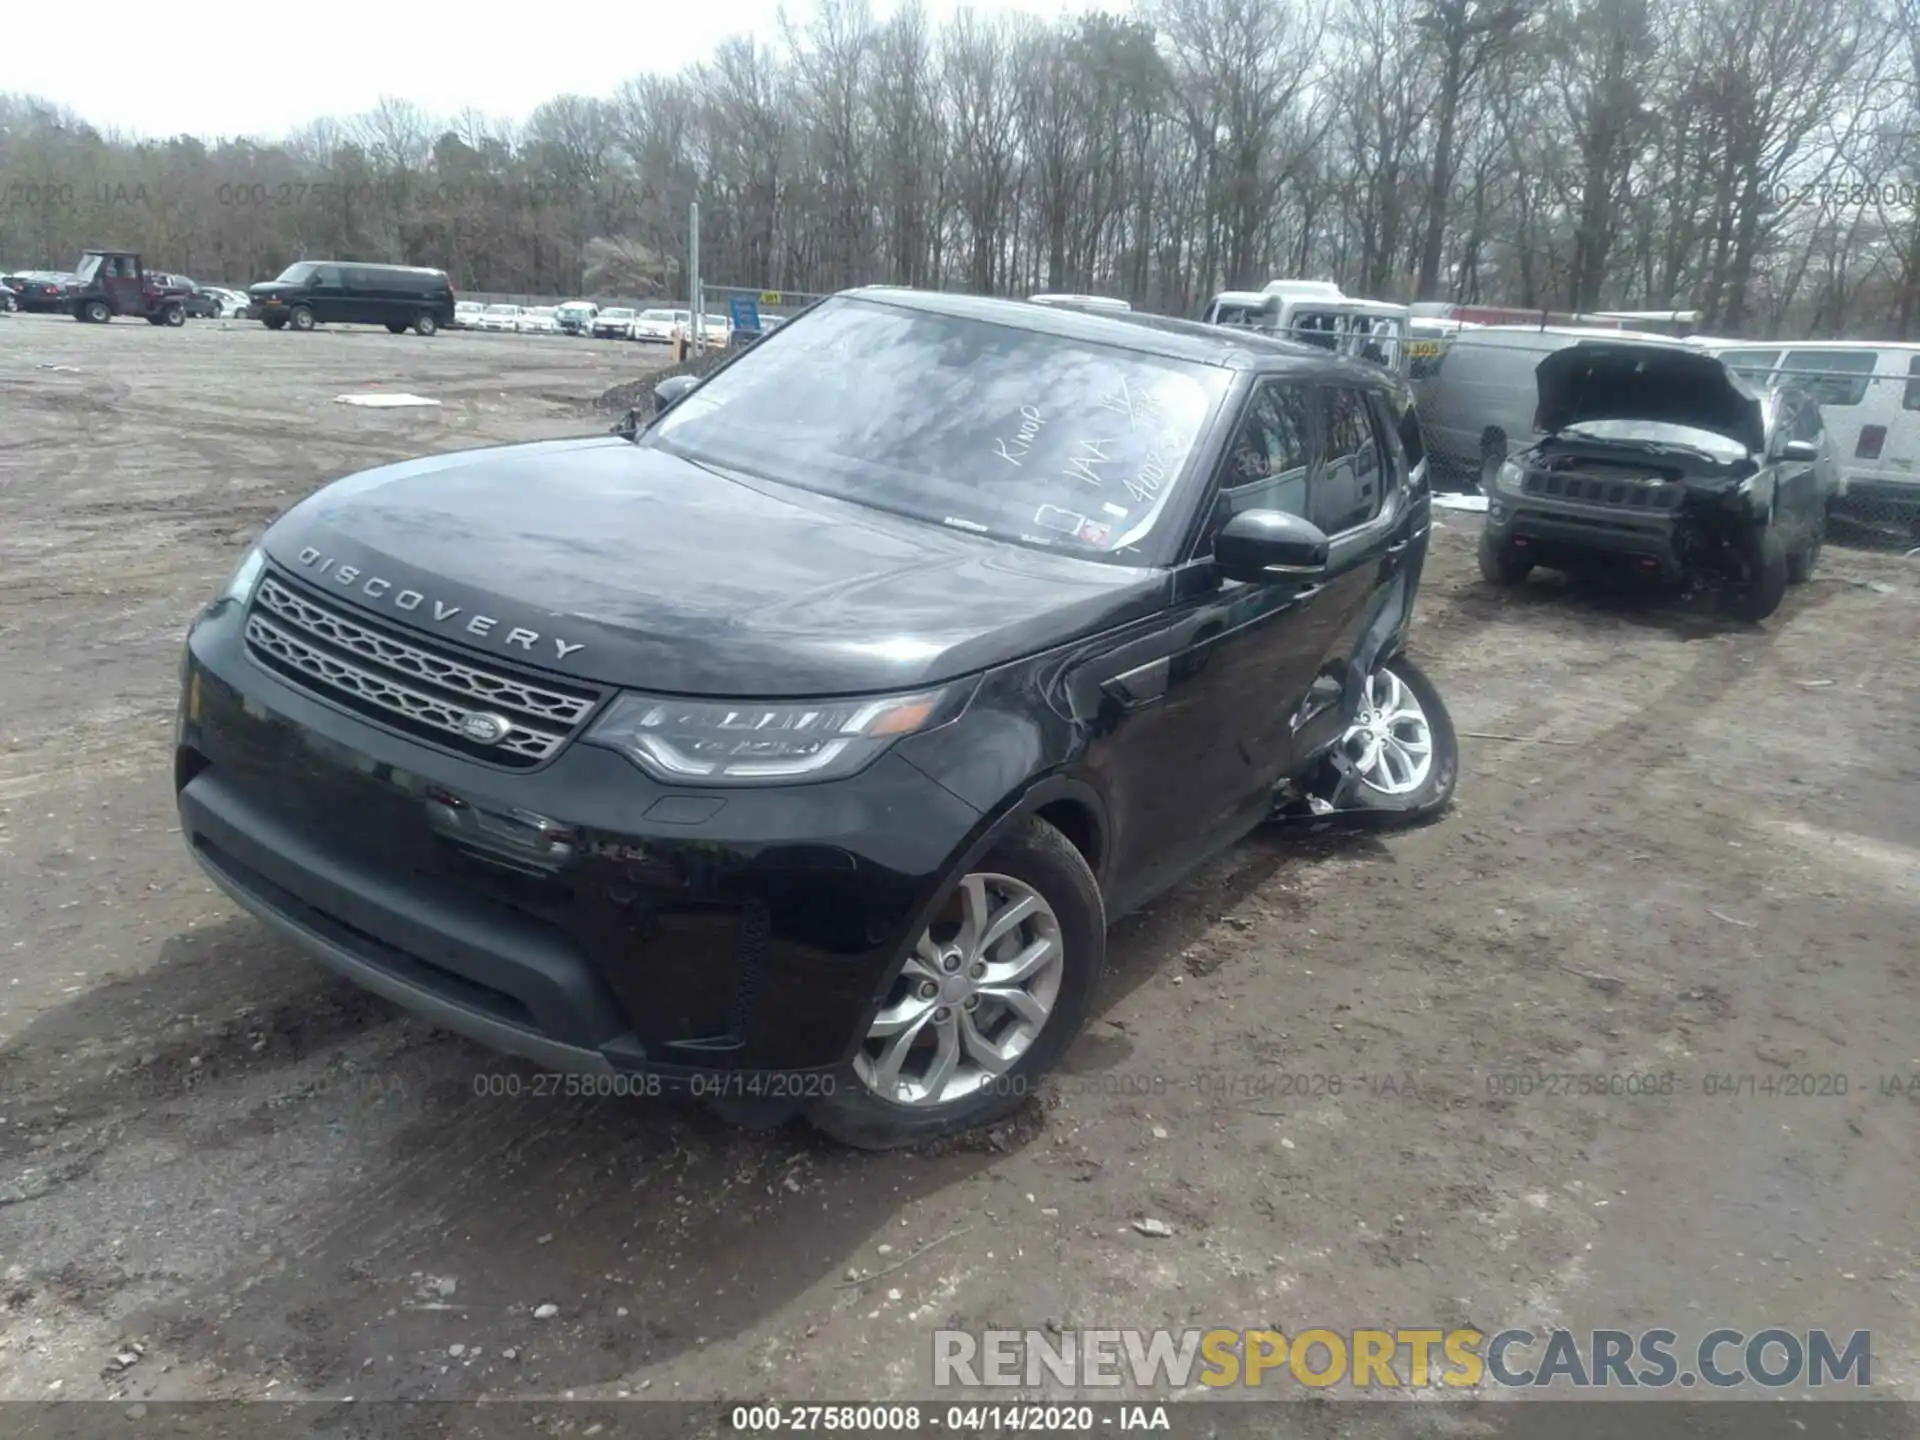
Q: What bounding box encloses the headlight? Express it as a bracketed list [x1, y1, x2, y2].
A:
[1493, 460, 1525, 493]
[221, 546, 266, 606]
[585, 686, 960, 785]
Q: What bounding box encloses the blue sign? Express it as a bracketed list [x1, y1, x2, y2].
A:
[728, 295, 762, 333]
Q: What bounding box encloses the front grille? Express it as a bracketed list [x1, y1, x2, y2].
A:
[245, 574, 599, 766]
[1524, 468, 1684, 510]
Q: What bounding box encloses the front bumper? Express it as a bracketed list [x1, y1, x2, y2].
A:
[1484, 466, 1754, 579]
[176, 592, 984, 1081]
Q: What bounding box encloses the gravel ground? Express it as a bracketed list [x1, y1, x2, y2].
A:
[1, 312, 1918, 1433]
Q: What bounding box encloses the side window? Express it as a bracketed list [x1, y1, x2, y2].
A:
[1720, 349, 1779, 384]
[1781, 349, 1876, 407]
[1792, 397, 1824, 443]
[1905, 355, 1920, 412]
[313, 265, 343, 287]
[1210, 381, 1315, 539]
[1313, 387, 1385, 534]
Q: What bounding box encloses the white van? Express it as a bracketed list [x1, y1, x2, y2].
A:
[1688, 339, 1920, 526]
[1202, 282, 1411, 377]
[1419, 324, 1686, 481]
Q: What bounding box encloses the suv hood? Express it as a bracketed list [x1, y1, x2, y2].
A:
[258, 436, 1164, 697]
[1535, 342, 1763, 454]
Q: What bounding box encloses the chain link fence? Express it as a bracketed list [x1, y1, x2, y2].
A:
[1404, 331, 1920, 550]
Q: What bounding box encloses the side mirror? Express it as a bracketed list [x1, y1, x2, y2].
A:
[1781, 438, 1818, 463]
[1214, 510, 1330, 587]
[653, 373, 702, 416]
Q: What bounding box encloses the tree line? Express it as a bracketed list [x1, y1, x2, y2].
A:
[2, 0, 1915, 337]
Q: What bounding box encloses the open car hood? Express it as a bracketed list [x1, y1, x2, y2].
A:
[1535, 342, 1764, 454]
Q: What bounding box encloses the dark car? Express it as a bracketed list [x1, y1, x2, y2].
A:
[249, 261, 455, 335]
[174, 289, 1457, 1149]
[5, 270, 77, 313]
[146, 272, 222, 318]
[69, 250, 191, 326]
[1479, 341, 1836, 621]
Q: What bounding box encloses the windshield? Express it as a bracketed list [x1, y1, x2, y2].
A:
[1561, 419, 1749, 458]
[484, 305, 517, 315]
[75, 254, 102, 283]
[604, 308, 636, 320]
[640, 309, 674, 321]
[645, 298, 1230, 566]
[274, 262, 318, 284]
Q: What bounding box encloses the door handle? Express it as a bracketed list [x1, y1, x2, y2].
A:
[1386, 540, 1408, 557]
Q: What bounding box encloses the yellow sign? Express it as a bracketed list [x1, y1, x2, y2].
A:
[1407, 340, 1443, 357]
[760, 290, 782, 305]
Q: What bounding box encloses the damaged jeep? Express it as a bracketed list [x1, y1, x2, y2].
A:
[1479, 341, 1837, 621]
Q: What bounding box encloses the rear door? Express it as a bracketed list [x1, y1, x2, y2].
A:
[1091, 378, 1331, 908]
[344, 266, 388, 324]
[103, 257, 144, 314]
[1284, 384, 1408, 767]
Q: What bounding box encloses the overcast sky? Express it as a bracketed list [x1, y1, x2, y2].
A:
[1, 0, 1079, 142]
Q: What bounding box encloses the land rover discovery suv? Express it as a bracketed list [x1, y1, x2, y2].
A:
[175, 289, 1456, 1148]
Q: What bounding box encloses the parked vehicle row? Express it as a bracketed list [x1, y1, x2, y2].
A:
[447, 298, 737, 345]
[4, 263, 256, 320]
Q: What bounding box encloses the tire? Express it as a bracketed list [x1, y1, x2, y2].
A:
[385, 321, 408, 334]
[263, 317, 286, 330]
[161, 303, 185, 327]
[145, 314, 165, 326]
[288, 305, 315, 332]
[83, 299, 112, 324]
[1786, 506, 1825, 584]
[1326, 653, 1459, 829]
[1726, 524, 1788, 622]
[1477, 526, 1533, 586]
[806, 817, 1104, 1151]
[413, 311, 438, 337]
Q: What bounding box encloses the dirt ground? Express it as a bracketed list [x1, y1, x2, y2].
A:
[2, 312, 1918, 1427]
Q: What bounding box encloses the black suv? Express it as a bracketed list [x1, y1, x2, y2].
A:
[249, 261, 455, 335]
[1480, 341, 1838, 620]
[175, 290, 1456, 1148]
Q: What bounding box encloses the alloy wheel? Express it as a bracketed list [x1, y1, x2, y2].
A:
[1340, 666, 1434, 796]
[854, 873, 1064, 1107]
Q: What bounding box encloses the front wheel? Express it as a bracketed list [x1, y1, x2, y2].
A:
[413, 311, 438, 336]
[1329, 654, 1459, 828]
[82, 299, 112, 323]
[1727, 524, 1788, 622]
[1786, 507, 1825, 584]
[288, 305, 315, 332]
[806, 817, 1104, 1151]
[385, 321, 407, 334]
[1477, 527, 1533, 586]
[161, 303, 185, 327]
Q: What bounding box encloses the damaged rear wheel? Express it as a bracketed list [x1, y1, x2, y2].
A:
[1327, 654, 1459, 828]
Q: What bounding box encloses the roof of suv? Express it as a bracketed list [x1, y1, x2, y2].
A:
[840, 285, 1393, 377]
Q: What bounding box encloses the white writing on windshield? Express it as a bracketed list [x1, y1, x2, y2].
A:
[992, 405, 1046, 466]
